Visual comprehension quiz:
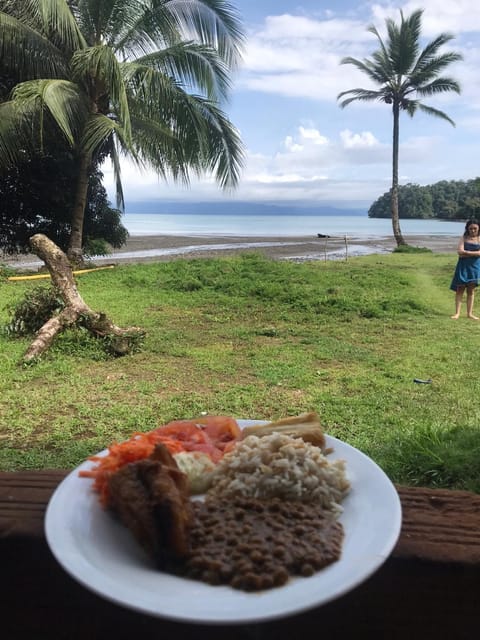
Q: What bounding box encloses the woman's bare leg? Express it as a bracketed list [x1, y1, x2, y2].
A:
[451, 287, 465, 319]
[467, 286, 479, 319]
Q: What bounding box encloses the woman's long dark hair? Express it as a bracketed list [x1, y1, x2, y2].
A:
[464, 219, 480, 236]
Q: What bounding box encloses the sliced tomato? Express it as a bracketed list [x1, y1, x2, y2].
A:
[193, 415, 242, 450]
[151, 419, 225, 460]
[80, 415, 243, 506]
[152, 420, 210, 445]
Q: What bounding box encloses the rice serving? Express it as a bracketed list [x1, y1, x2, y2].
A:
[207, 433, 350, 515]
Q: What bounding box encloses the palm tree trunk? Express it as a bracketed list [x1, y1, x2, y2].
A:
[391, 102, 406, 246]
[67, 151, 91, 263]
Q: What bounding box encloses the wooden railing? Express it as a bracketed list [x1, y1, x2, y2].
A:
[1, 471, 479, 639]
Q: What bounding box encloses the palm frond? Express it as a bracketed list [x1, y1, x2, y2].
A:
[194, 98, 244, 189]
[412, 33, 456, 74]
[339, 56, 389, 86]
[80, 113, 124, 156]
[70, 0, 126, 44]
[133, 40, 230, 101]
[159, 0, 245, 69]
[171, 92, 244, 188]
[367, 24, 391, 69]
[400, 99, 419, 117]
[71, 44, 132, 142]
[11, 78, 86, 146]
[110, 0, 244, 75]
[122, 62, 191, 127]
[416, 77, 461, 97]
[128, 113, 187, 183]
[109, 137, 125, 210]
[416, 102, 456, 126]
[127, 84, 244, 189]
[337, 88, 385, 108]
[0, 101, 29, 167]
[0, 10, 69, 80]
[122, 60, 178, 96]
[411, 53, 463, 86]
[370, 49, 394, 82]
[8, 0, 86, 53]
[125, 66, 233, 188]
[111, 0, 181, 58]
[388, 9, 422, 75]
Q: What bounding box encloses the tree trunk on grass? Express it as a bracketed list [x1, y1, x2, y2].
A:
[67, 151, 91, 265]
[23, 234, 145, 363]
[391, 101, 406, 247]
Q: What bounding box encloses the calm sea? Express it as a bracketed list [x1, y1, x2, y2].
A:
[8, 211, 465, 269]
[122, 212, 465, 238]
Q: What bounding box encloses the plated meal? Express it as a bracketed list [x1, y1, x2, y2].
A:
[78, 412, 349, 592]
[45, 413, 402, 624]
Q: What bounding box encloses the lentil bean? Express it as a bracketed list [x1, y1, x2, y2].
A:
[174, 497, 343, 592]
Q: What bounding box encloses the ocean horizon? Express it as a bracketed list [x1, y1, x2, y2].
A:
[122, 212, 465, 239]
[8, 211, 465, 271]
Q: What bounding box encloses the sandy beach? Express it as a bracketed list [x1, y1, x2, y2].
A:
[3, 232, 458, 270]
[101, 232, 458, 264]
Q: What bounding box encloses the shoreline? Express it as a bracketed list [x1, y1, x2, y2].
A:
[76, 232, 461, 264]
[3, 233, 458, 270]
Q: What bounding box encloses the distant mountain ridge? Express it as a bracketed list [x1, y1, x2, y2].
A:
[124, 200, 367, 216]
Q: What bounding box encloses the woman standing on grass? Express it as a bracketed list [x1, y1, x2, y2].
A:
[450, 219, 480, 319]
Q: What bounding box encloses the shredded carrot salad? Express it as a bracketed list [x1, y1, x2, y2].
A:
[79, 416, 242, 506]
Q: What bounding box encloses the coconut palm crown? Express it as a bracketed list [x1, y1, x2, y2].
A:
[337, 9, 462, 246]
[0, 0, 245, 261]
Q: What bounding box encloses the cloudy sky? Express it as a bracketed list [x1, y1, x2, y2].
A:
[104, 0, 480, 211]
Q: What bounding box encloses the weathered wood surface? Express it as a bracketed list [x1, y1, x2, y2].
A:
[393, 484, 480, 563]
[2, 471, 480, 563]
[1, 471, 479, 639]
[0, 470, 65, 537]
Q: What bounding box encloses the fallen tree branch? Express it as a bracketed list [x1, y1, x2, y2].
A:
[22, 234, 145, 363]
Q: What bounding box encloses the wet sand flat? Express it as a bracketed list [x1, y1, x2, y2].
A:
[107, 232, 458, 263]
[3, 233, 458, 270]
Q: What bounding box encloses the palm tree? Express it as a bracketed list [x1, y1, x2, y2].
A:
[0, 0, 245, 262]
[337, 9, 462, 246]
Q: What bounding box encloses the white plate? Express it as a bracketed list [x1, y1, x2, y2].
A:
[45, 421, 402, 625]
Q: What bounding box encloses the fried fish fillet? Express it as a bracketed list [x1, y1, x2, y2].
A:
[107, 444, 193, 567]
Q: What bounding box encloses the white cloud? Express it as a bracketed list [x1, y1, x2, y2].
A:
[104, 120, 447, 207]
[240, 14, 374, 101]
[284, 127, 329, 151]
[340, 129, 380, 148]
[284, 136, 303, 152]
[103, 3, 480, 209]
[240, 4, 478, 104]
[371, 1, 480, 35]
[298, 126, 329, 144]
[253, 173, 327, 184]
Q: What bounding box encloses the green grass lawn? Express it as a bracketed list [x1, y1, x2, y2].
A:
[1, 250, 479, 493]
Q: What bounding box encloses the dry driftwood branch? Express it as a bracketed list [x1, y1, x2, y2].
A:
[22, 234, 145, 363]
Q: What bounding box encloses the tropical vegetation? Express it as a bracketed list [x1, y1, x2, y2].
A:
[369, 177, 480, 221]
[0, 0, 245, 262]
[337, 9, 462, 246]
[0, 148, 128, 256]
[0, 60, 127, 256]
[1, 252, 479, 493]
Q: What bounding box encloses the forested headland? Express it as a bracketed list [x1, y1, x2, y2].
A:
[368, 177, 480, 220]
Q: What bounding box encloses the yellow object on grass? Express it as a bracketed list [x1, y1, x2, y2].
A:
[7, 265, 115, 282]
